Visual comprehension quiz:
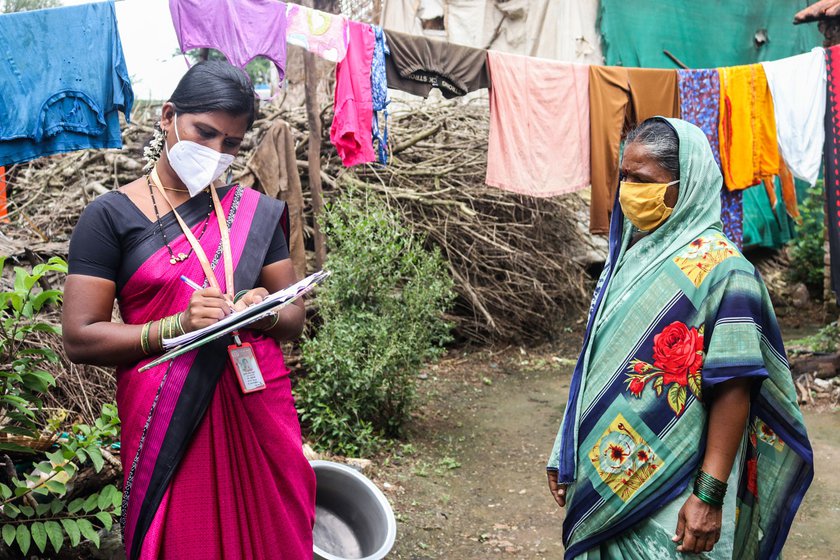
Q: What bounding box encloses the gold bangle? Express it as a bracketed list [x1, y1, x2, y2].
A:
[175, 312, 186, 336]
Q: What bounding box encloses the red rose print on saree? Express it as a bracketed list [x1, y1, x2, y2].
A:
[624, 321, 704, 415]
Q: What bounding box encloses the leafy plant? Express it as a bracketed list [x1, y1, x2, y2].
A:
[0, 257, 123, 555]
[788, 180, 825, 289]
[0, 256, 65, 447]
[297, 191, 455, 456]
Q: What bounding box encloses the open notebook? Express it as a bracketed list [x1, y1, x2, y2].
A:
[138, 270, 330, 372]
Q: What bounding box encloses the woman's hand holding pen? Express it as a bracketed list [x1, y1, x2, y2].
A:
[182, 287, 234, 331]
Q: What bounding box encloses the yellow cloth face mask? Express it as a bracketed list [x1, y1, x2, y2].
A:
[618, 179, 679, 231]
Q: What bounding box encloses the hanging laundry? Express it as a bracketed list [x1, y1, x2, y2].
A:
[588, 67, 680, 234]
[0, 167, 7, 224]
[383, 30, 489, 99]
[370, 26, 391, 165]
[0, 1, 133, 167]
[286, 3, 349, 63]
[762, 48, 826, 186]
[330, 21, 376, 167]
[677, 68, 743, 248]
[742, 177, 797, 250]
[718, 64, 781, 191]
[485, 52, 589, 197]
[778, 161, 800, 222]
[824, 45, 840, 304]
[169, 0, 288, 78]
[379, 0, 423, 36]
[240, 120, 307, 280]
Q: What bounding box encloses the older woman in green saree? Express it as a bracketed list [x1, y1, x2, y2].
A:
[546, 117, 812, 559]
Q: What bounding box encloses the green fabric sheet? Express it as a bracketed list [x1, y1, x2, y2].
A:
[600, 0, 822, 69]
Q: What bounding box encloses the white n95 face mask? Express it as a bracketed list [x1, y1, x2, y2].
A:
[165, 113, 235, 197]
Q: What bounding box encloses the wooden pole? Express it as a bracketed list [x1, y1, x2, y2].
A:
[303, 48, 327, 269]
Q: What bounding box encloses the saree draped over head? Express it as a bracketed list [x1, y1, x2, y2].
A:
[71, 186, 315, 559]
[547, 118, 812, 559]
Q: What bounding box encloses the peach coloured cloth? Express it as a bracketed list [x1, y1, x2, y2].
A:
[485, 51, 590, 197]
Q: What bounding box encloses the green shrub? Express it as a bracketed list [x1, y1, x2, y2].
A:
[788, 180, 825, 289]
[0, 257, 122, 556]
[297, 192, 455, 456]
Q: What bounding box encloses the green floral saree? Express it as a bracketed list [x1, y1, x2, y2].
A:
[547, 118, 813, 559]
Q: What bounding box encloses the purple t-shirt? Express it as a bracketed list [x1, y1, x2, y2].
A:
[170, 0, 288, 79]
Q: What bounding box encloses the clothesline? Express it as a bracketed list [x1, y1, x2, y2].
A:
[0, 0, 827, 251]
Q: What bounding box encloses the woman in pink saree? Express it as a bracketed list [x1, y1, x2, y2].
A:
[62, 61, 315, 559]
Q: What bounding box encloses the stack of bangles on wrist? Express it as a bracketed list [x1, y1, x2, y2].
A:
[693, 469, 727, 508]
[140, 313, 186, 355]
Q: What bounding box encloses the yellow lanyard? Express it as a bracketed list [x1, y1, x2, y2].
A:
[150, 168, 235, 299]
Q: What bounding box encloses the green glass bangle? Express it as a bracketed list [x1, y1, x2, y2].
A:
[233, 290, 249, 303]
[140, 321, 153, 355]
[693, 489, 724, 508]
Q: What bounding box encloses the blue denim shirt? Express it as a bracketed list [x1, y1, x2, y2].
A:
[0, 1, 133, 165]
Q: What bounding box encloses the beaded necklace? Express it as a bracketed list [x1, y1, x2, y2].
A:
[145, 173, 213, 265]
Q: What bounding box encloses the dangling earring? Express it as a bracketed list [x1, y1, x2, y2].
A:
[143, 122, 166, 172]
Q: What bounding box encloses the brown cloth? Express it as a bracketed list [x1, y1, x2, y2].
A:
[384, 30, 490, 98]
[240, 120, 307, 279]
[588, 66, 681, 234]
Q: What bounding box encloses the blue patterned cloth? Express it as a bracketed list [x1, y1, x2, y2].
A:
[677, 69, 743, 249]
[370, 25, 390, 165]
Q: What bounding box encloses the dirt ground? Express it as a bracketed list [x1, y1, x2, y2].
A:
[371, 324, 840, 559]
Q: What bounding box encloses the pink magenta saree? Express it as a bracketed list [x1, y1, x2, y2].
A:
[114, 185, 315, 559]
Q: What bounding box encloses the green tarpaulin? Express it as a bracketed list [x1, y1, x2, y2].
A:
[600, 0, 822, 69]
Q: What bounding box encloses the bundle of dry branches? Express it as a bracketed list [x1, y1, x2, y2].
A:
[322, 100, 595, 342]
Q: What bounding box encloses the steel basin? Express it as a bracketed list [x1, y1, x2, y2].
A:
[311, 460, 396, 560]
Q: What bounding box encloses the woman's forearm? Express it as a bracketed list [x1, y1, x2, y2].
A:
[254, 300, 305, 342]
[64, 320, 159, 366]
[701, 378, 752, 481]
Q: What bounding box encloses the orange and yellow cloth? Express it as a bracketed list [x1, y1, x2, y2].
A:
[718, 64, 781, 191]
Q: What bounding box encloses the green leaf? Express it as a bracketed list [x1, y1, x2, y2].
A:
[30, 521, 47, 553]
[67, 498, 84, 514]
[19, 505, 34, 517]
[77, 518, 99, 548]
[688, 371, 703, 400]
[653, 376, 664, 397]
[83, 493, 99, 513]
[16, 523, 31, 555]
[4, 503, 19, 519]
[46, 450, 65, 466]
[87, 447, 104, 472]
[35, 503, 51, 516]
[34, 461, 53, 474]
[61, 518, 81, 547]
[94, 511, 113, 532]
[49, 499, 64, 515]
[2, 524, 16, 547]
[0, 441, 37, 454]
[0, 483, 11, 499]
[667, 383, 687, 416]
[98, 488, 113, 511]
[44, 520, 63, 553]
[21, 370, 55, 392]
[45, 480, 66, 495]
